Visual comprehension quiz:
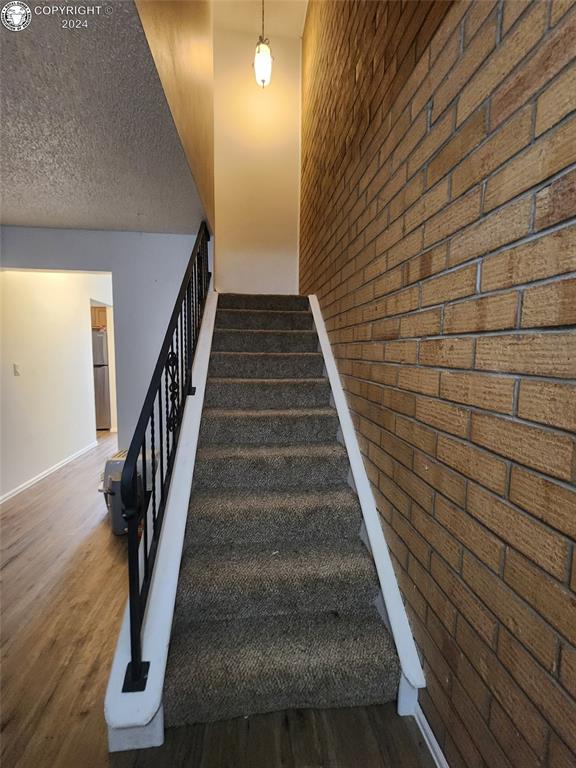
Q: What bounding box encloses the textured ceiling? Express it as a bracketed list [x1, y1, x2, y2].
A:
[0, 1, 204, 233]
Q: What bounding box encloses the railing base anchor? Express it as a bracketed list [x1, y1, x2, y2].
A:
[122, 661, 150, 693]
[189, 386, 196, 395]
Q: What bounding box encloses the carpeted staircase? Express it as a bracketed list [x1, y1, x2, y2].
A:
[163, 293, 400, 726]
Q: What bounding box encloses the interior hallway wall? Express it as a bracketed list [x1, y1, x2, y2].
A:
[1, 270, 113, 498]
[213, 8, 301, 294]
[300, 1, 576, 766]
[1, 226, 196, 448]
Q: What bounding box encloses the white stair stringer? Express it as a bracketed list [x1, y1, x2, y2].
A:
[308, 294, 426, 715]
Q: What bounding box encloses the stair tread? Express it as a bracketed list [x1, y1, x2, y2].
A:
[196, 443, 347, 459]
[211, 351, 322, 357]
[207, 377, 327, 384]
[189, 486, 360, 511]
[203, 407, 336, 417]
[175, 539, 380, 622]
[217, 308, 312, 316]
[214, 328, 317, 335]
[164, 610, 400, 726]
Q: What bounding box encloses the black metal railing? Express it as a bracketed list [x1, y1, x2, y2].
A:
[120, 221, 210, 692]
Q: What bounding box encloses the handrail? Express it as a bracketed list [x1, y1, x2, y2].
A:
[120, 221, 210, 692]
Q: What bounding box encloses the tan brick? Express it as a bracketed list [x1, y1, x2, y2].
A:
[464, 0, 498, 44]
[421, 264, 477, 307]
[440, 371, 515, 414]
[424, 187, 482, 247]
[457, 1, 547, 125]
[372, 316, 400, 340]
[399, 308, 442, 338]
[397, 366, 440, 397]
[407, 109, 454, 178]
[535, 61, 576, 136]
[383, 339, 418, 363]
[389, 172, 425, 225]
[386, 227, 424, 270]
[435, 495, 503, 572]
[484, 115, 576, 212]
[504, 550, 576, 644]
[468, 482, 571, 578]
[415, 396, 470, 438]
[471, 411, 575, 481]
[405, 178, 450, 234]
[535, 167, 576, 230]
[412, 505, 461, 569]
[518, 380, 576, 432]
[385, 285, 420, 316]
[432, 11, 498, 121]
[462, 552, 557, 670]
[560, 644, 576, 699]
[452, 106, 532, 197]
[489, 700, 541, 768]
[491, 9, 576, 128]
[449, 196, 532, 267]
[551, 0, 576, 25]
[431, 554, 498, 646]
[414, 451, 467, 505]
[522, 277, 576, 328]
[395, 414, 437, 455]
[395, 560, 427, 618]
[381, 429, 414, 468]
[395, 464, 435, 512]
[392, 509, 430, 566]
[498, 629, 576, 753]
[437, 434, 508, 495]
[481, 225, 576, 290]
[444, 291, 519, 334]
[475, 332, 576, 378]
[427, 105, 487, 188]
[456, 619, 549, 758]
[420, 337, 475, 368]
[501, 1, 531, 34]
[409, 554, 457, 632]
[405, 244, 448, 285]
[509, 465, 576, 539]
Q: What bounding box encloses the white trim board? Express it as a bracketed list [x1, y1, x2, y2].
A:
[0, 439, 98, 504]
[105, 290, 218, 751]
[415, 704, 450, 768]
[309, 295, 426, 710]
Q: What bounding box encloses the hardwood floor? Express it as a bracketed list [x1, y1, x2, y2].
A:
[1, 432, 435, 768]
[112, 704, 436, 768]
[1, 432, 126, 768]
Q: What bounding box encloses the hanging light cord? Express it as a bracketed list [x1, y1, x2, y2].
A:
[261, 0, 264, 39]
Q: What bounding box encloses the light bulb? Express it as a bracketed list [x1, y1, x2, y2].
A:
[254, 39, 272, 88]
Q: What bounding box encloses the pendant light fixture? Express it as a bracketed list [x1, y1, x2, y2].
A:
[254, 0, 272, 88]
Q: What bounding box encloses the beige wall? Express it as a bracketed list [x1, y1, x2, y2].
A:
[213, 11, 301, 294]
[136, 0, 215, 230]
[1, 270, 115, 498]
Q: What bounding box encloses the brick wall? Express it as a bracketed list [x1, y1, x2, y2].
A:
[300, 1, 576, 766]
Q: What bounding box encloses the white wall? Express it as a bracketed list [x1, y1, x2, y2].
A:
[1, 270, 113, 498]
[1, 226, 196, 448]
[213, 13, 301, 294]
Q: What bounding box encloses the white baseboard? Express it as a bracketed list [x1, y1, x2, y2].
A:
[0, 439, 99, 504]
[415, 704, 450, 768]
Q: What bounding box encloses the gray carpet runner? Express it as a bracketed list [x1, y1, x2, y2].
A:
[163, 293, 400, 726]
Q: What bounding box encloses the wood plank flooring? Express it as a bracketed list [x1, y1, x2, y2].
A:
[112, 704, 436, 768]
[1, 432, 435, 768]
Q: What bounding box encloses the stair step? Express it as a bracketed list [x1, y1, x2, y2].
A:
[209, 351, 324, 379]
[218, 293, 309, 311]
[200, 408, 339, 445]
[193, 444, 349, 490]
[175, 540, 380, 624]
[212, 329, 318, 353]
[163, 610, 400, 726]
[204, 378, 331, 409]
[216, 308, 314, 331]
[185, 488, 363, 546]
